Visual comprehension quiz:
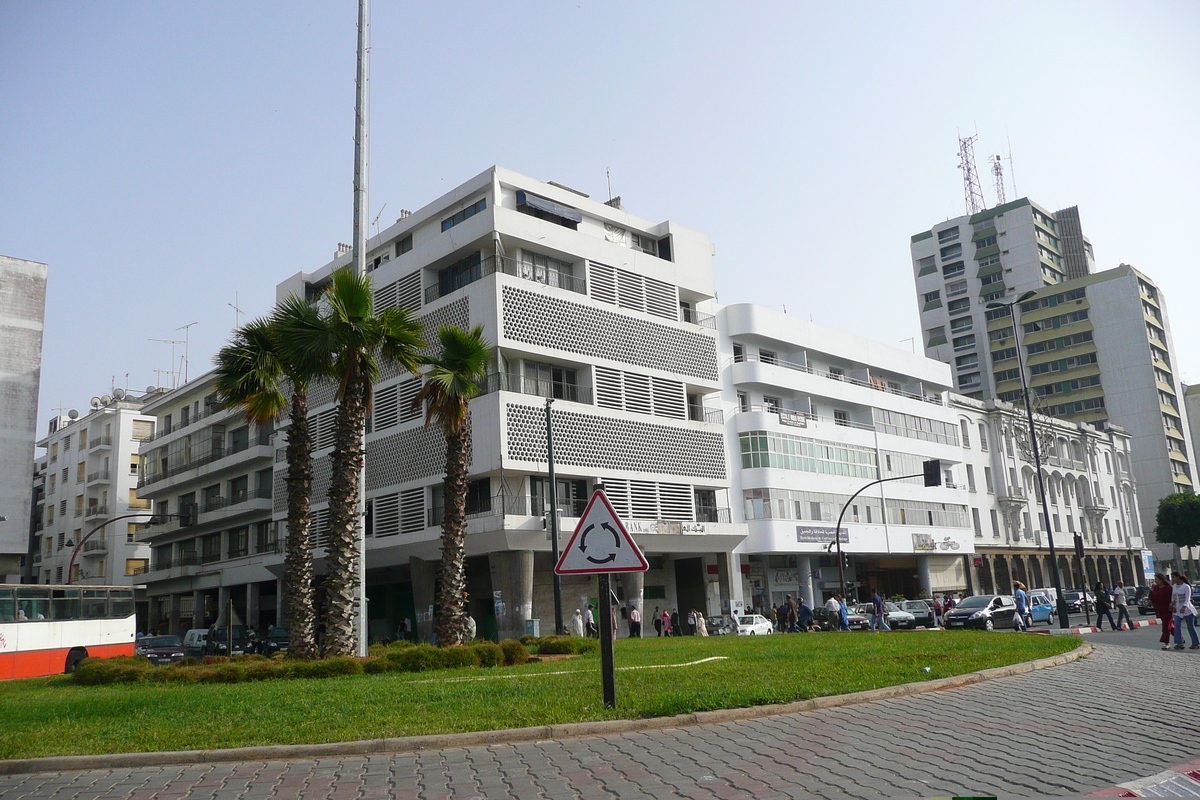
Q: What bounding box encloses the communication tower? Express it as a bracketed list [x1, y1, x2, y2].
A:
[957, 134, 987, 215]
[991, 154, 1006, 205]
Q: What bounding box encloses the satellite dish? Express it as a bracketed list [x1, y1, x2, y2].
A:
[67, 409, 79, 419]
[146, 386, 157, 394]
[90, 397, 102, 408]
[112, 388, 126, 400]
[100, 394, 112, 405]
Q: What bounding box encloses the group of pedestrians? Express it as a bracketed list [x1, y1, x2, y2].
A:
[649, 606, 708, 636]
[1148, 572, 1199, 650]
[823, 593, 852, 631]
[1090, 580, 1134, 632]
[775, 594, 814, 632]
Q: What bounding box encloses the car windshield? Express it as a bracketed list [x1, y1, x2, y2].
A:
[1064, 592, 1083, 601]
[146, 636, 181, 648]
[955, 596, 991, 609]
[268, 628, 288, 640]
[884, 602, 902, 612]
[738, 617, 756, 625]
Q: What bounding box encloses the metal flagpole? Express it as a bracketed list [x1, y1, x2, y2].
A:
[351, 0, 370, 657]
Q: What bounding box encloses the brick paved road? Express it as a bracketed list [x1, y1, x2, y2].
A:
[3, 642, 1198, 799]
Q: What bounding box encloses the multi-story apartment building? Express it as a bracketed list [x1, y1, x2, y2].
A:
[911, 198, 1095, 399]
[135, 372, 277, 634]
[911, 201, 1194, 573]
[0, 254, 49, 581]
[32, 393, 155, 587]
[953, 396, 1144, 592]
[719, 304, 975, 608]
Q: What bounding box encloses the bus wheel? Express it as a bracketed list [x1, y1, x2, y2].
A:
[64, 648, 88, 674]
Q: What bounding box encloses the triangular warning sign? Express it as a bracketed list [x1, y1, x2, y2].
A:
[554, 490, 649, 575]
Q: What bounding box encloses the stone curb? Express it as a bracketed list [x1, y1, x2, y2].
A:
[0, 640, 1093, 776]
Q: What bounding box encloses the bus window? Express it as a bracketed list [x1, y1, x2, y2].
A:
[0, 588, 14, 621]
[51, 588, 81, 620]
[110, 590, 134, 618]
[82, 589, 109, 619]
[16, 587, 50, 620]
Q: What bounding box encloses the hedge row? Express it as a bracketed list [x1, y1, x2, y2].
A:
[71, 638, 540, 686]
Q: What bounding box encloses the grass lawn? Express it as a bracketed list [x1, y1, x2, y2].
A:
[0, 632, 1080, 759]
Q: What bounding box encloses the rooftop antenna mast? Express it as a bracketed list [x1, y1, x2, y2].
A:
[991, 155, 1006, 205]
[149, 338, 184, 388]
[1006, 133, 1018, 197]
[371, 203, 386, 238]
[957, 133, 987, 215]
[606, 168, 612, 202]
[228, 293, 244, 330]
[176, 321, 198, 384]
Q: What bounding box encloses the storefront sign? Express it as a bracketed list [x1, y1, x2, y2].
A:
[771, 569, 802, 588]
[912, 533, 936, 551]
[624, 520, 707, 534]
[797, 525, 846, 543]
[778, 409, 808, 428]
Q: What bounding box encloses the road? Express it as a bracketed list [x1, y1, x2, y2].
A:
[2, 639, 1198, 799]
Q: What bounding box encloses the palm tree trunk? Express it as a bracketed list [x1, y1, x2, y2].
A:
[436, 419, 471, 646]
[324, 371, 370, 657]
[283, 388, 317, 659]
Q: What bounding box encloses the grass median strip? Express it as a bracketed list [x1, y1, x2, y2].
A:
[0, 632, 1079, 759]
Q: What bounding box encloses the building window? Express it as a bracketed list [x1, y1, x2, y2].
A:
[763, 396, 781, 413]
[942, 261, 965, 278]
[737, 392, 749, 413]
[441, 198, 486, 232]
[959, 420, 971, 447]
[984, 466, 994, 493]
[732, 343, 745, 363]
[923, 290, 941, 304]
[966, 464, 976, 492]
[630, 232, 658, 256]
[945, 280, 968, 298]
[947, 298, 970, 315]
[521, 360, 580, 402]
[125, 559, 149, 576]
[759, 349, 778, 365]
[950, 317, 973, 333]
[952, 334, 976, 351]
[437, 252, 483, 297]
[975, 235, 997, 250]
[833, 410, 849, 427]
[955, 353, 978, 368]
[926, 326, 947, 347]
[977, 423, 988, 451]
[396, 234, 413, 256]
[940, 243, 962, 260]
[938, 227, 960, 243]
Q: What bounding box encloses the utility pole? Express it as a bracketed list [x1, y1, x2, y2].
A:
[546, 398, 564, 635]
[351, 0, 371, 657]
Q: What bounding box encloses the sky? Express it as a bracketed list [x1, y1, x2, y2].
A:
[2, 1, 1198, 428]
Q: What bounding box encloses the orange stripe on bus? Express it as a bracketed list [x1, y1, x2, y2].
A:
[0, 642, 135, 680]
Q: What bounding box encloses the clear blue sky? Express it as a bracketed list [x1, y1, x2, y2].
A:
[2, 1, 1198, 425]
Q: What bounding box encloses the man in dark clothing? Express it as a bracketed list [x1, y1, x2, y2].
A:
[670, 608, 681, 637]
[870, 589, 891, 632]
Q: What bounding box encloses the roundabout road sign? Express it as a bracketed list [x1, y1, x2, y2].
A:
[554, 490, 648, 575]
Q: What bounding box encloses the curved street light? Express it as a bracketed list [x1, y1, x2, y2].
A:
[985, 290, 1071, 629]
[66, 511, 188, 585]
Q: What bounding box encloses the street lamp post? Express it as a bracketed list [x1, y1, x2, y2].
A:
[986, 291, 1071, 629]
[66, 511, 184, 585]
[545, 398, 565, 635]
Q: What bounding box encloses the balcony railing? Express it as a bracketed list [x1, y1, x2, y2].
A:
[84, 504, 110, 519]
[86, 470, 111, 483]
[424, 255, 587, 303]
[687, 407, 724, 424]
[679, 306, 717, 329]
[477, 372, 592, 405]
[83, 539, 107, 553]
[256, 539, 280, 555]
[696, 506, 731, 523]
[153, 552, 200, 571]
[88, 436, 113, 450]
[138, 445, 227, 487]
[740, 404, 876, 433]
[199, 487, 271, 515]
[733, 353, 945, 406]
[141, 405, 225, 443]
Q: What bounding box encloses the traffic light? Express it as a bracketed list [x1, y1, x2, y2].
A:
[923, 459, 942, 487]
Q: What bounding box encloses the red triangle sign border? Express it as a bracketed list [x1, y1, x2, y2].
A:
[554, 490, 649, 575]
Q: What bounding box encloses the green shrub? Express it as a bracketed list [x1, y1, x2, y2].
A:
[499, 639, 530, 666]
[232, 653, 268, 662]
[535, 636, 597, 655]
[472, 641, 504, 667]
[362, 657, 395, 674]
[518, 634, 538, 648]
[389, 644, 444, 672]
[288, 656, 364, 680]
[199, 664, 248, 684]
[177, 657, 201, 668]
[244, 662, 284, 681]
[71, 656, 153, 685]
[439, 646, 481, 669]
[201, 655, 229, 666]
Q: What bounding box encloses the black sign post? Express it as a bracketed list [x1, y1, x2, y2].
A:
[598, 573, 616, 708]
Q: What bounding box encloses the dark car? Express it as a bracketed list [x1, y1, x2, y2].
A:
[261, 627, 290, 654]
[1062, 591, 1094, 613]
[134, 635, 187, 665]
[705, 616, 736, 636]
[811, 606, 870, 631]
[943, 595, 1018, 630]
[203, 625, 257, 657]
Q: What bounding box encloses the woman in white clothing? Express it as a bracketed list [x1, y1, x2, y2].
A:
[570, 609, 586, 638]
[1170, 573, 1199, 650]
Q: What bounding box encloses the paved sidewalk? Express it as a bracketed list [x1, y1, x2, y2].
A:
[2, 642, 1198, 799]
[1089, 758, 1200, 796]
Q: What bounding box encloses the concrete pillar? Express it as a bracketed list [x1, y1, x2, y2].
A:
[276, 578, 285, 628]
[725, 551, 746, 617]
[619, 570, 644, 637]
[489, 550, 534, 641]
[191, 589, 205, 628]
[168, 593, 181, 637]
[410, 556, 436, 643]
[796, 555, 814, 608]
[247, 582, 261, 631]
[218, 585, 232, 627]
[916, 555, 932, 599]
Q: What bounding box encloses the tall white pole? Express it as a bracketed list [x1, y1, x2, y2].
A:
[352, 0, 370, 657]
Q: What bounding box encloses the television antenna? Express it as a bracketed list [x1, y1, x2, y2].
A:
[229, 293, 244, 330]
[371, 203, 386, 238]
[149, 338, 184, 388]
[176, 321, 199, 384]
[991, 155, 1006, 205]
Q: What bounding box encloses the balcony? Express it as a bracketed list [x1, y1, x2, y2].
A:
[732, 353, 945, 406]
[83, 539, 108, 555]
[477, 372, 592, 405]
[687, 407, 724, 424]
[141, 405, 224, 444]
[696, 507, 732, 524]
[998, 487, 1027, 503]
[88, 436, 113, 450]
[679, 306, 717, 329]
[87, 469, 111, 484]
[425, 255, 587, 304]
[84, 504, 110, 519]
[152, 552, 201, 571]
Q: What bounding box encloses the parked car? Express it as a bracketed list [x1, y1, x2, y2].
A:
[261, 626, 290, 655]
[811, 606, 870, 631]
[1062, 591, 1095, 613]
[1138, 593, 1155, 616]
[736, 614, 774, 635]
[943, 595, 1019, 630]
[898, 600, 935, 627]
[135, 635, 187, 665]
[182, 628, 209, 658]
[706, 616, 737, 636]
[853, 602, 917, 629]
[1028, 593, 1056, 625]
[202, 625, 256, 657]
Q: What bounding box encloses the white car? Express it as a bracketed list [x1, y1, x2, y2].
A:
[736, 614, 774, 635]
[854, 602, 917, 629]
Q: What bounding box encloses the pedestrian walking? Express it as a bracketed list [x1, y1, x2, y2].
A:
[695, 611, 708, 636]
[1150, 574, 1175, 649]
[629, 604, 642, 638]
[687, 608, 697, 636]
[1093, 582, 1118, 631]
[1012, 581, 1029, 632]
[585, 604, 597, 637]
[670, 608, 681, 637]
[869, 588, 891, 632]
[1113, 580, 1133, 631]
[570, 608, 585, 638]
[824, 595, 840, 631]
[797, 598, 813, 632]
[932, 596, 943, 627]
[837, 594, 851, 632]
[1170, 572, 1199, 650]
[786, 594, 800, 633]
[661, 608, 672, 637]
[653, 606, 662, 637]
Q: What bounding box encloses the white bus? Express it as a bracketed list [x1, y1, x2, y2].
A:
[0, 585, 136, 679]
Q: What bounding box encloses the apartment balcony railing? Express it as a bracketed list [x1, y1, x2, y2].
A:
[679, 306, 717, 329]
[733, 353, 945, 406]
[84, 504, 110, 519]
[255, 539, 280, 555]
[687, 406, 724, 424]
[141, 405, 225, 444]
[741, 404, 876, 433]
[153, 552, 200, 571]
[424, 255, 587, 304]
[86, 470, 111, 483]
[695, 506, 732, 523]
[32, 554, 41, 565]
[137, 445, 227, 488]
[128, 563, 149, 576]
[477, 372, 592, 405]
[998, 487, 1027, 503]
[199, 487, 272, 515]
[88, 436, 113, 450]
[200, 551, 221, 565]
[128, 498, 152, 510]
[83, 539, 108, 553]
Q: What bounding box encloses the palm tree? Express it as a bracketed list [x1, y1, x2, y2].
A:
[281, 267, 424, 656]
[414, 325, 492, 647]
[213, 297, 327, 660]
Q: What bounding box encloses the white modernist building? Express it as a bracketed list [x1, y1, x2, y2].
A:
[32, 394, 156, 587]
